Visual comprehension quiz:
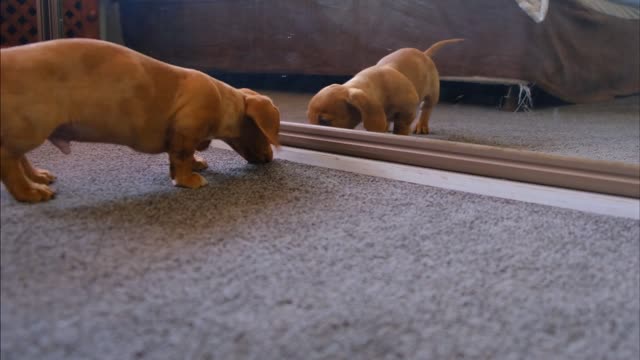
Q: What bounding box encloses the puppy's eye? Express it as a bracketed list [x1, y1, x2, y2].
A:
[318, 115, 331, 126]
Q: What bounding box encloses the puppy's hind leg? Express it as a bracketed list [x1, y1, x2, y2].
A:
[414, 97, 436, 135]
[1, 149, 55, 202]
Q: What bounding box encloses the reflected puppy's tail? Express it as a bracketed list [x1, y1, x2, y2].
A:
[424, 38, 465, 57]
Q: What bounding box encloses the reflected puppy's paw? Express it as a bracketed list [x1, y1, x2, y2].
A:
[413, 122, 429, 135]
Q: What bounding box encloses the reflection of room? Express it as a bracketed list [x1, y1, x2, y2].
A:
[113, 0, 640, 164]
[256, 87, 640, 164]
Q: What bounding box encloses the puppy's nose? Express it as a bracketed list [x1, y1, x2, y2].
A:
[250, 157, 271, 164]
[248, 151, 272, 164]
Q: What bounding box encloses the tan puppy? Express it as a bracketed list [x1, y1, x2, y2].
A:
[0, 39, 280, 203]
[307, 39, 463, 135]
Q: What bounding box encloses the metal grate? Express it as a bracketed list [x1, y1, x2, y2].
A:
[1, 0, 99, 48]
[0, 0, 39, 47]
[61, 0, 98, 39]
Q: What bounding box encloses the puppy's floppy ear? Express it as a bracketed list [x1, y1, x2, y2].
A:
[244, 93, 281, 147]
[346, 88, 388, 133]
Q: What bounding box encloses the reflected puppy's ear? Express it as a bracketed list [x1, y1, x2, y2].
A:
[244, 93, 281, 147]
[346, 88, 388, 133]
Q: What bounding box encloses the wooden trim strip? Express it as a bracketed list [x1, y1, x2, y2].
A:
[279, 123, 640, 198]
[440, 76, 528, 85]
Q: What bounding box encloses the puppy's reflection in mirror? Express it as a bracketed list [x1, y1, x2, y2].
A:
[307, 39, 464, 135]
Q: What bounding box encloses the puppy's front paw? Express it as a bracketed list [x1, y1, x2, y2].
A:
[172, 173, 208, 189]
[13, 183, 56, 203]
[29, 168, 56, 184]
[413, 123, 430, 135]
[192, 155, 208, 172]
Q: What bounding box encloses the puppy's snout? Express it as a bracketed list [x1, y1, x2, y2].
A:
[247, 148, 273, 164]
[249, 154, 272, 164]
[318, 116, 331, 126]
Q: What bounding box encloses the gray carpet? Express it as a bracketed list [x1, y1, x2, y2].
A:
[267, 91, 640, 164]
[1, 143, 639, 360]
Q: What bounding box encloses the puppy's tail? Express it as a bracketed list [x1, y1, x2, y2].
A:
[424, 38, 464, 57]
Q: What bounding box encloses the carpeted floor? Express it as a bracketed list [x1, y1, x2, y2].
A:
[266, 91, 640, 164]
[1, 143, 639, 360]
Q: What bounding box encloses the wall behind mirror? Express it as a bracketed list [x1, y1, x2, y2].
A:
[104, 0, 640, 166]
